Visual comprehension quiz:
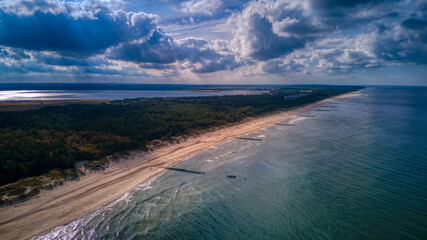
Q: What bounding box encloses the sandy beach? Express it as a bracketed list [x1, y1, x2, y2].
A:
[0, 92, 360, 240]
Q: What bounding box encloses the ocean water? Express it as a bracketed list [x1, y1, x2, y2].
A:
[0, 90, 267, 101]
[36, 87, 427, 240]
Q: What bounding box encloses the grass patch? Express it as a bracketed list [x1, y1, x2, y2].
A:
[0, 168, 82, 204]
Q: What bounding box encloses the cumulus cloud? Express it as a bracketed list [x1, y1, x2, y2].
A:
[310, 34, 380, 71]
[373, 15, 427, 64]
[0, 0, 241, 76]
[230, 0, 403, 62]
[0, 0, 158, 57]
[0, 0, 126, 18]
[180, 0, 222, 16]
[109, 30, 241, 73]
[1, 0, 426, 83]
[232, 12, 307, 60]
[230, 0, 328, 61]
[108, 30, 180, 64]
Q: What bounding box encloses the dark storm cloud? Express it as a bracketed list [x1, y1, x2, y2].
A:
[34, 52, 110, 66]
[402, 17, 427, 29]
[0, 0, 241, 75]
[0, 6, 157, 57]
[374, 15, 427, 64]
[109, 31, 180, 64]
[310, 0, 387, 9]
[0, 0, 245, 75]
[79, 66, 140, 76]
[138, 63, 177, 70]
[307, 0, 403, 34]
[192, 55, 241, 73]
[109, 30, 241, 73]
[278, 21, 323, 38]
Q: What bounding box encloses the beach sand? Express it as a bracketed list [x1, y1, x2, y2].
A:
[0, 92, 360, 240]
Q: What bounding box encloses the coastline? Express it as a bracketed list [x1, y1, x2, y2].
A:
[0, 92, 361, 240]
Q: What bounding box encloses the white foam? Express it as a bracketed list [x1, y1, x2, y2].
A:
[288, 116, 305, 124]
[33, 173, 164, 240]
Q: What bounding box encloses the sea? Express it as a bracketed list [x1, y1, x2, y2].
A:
[35, 87, 427, 240]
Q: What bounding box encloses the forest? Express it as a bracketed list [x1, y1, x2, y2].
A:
[0, 86, 363, 186]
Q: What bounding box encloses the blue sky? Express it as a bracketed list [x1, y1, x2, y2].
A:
[0, 0, 426, 85]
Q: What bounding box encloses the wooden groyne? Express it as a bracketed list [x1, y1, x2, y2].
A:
[321, 105, 338, 108]
[237, 137, 263, 141]
[164, 167, 205, 174]
[299, 115, 316, 118]
[275, 123, 295, 126]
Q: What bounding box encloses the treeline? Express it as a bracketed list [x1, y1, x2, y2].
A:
[0, 86, 363, 185]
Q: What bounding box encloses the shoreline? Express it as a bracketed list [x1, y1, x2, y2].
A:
[0, 92, 361, 240]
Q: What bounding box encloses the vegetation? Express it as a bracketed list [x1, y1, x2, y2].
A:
[0, 168, 81, 203]
[0, 86, 362, 201]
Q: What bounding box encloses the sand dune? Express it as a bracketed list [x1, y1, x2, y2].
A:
[0, 92, 360, 240]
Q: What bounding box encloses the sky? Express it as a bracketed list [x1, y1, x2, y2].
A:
[0, 0, 426, 85]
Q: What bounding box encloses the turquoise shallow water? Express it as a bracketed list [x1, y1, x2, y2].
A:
[36, 87, 427, 240]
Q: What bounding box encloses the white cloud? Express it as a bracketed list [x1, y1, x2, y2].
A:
[229, 0, 323, 61]
[1, 0, 426, 85]
[180, 0, 222, 16]
[0, 0, 127, 18]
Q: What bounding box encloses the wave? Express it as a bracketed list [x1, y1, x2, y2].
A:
[288, 116, 306, 124]
[33, 174, 163, 240]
